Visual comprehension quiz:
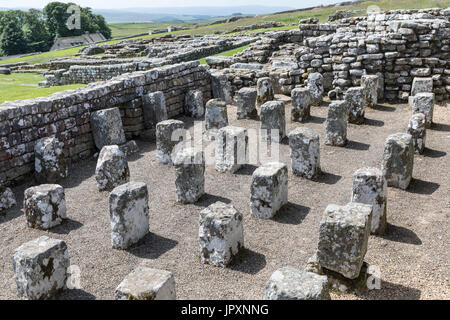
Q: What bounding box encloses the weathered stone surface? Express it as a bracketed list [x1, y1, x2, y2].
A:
[381, 133, 414, 190]
[307, 73, 324, 106]
[0, 67, 11, 75]
[237, 87, 257, 119]
[215, 126, 247, 173]
[317, 203, 372, 279]
[344, 87, 366, 124]
[325, 100, 347, 146]
[407, 113, 426, 154]
[410, 92, 434, 127]
[250, 162, 288, 219]
[90, 107, 126, 150]
[34, 137, 68, 184]
[264, 267, 330, 300]
[361, 75, 379, 107]
[109, 182, 149, 249]
[174, 148, 205, 204]
[12, 236, 69, 300]
[142, 91, 168, 129]
[115, 266, 176, 300]
[184, 90, 204, 118]
[205, 99, 228, 140]
[0, 186, 16, 213]
[199, 201, 244, 267]
[156, 120, 185, 165]
[291, 87, 312, 122]
[260, 101, 286, 142]
[257, 77, 274, 105]
[411, 77, 433, 96]
[352, 168, 387, 235]
[288, 127, 321, 179]
[211, 72, 233, 104]
[119, 140, 140, 156]
[95, 145, 130, 191]
[23, 184, 67, 230]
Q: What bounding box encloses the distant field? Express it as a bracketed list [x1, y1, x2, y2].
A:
[198, 45, 250, 64]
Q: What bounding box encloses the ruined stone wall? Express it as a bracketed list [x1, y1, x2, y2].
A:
[0, 61, 211, 186]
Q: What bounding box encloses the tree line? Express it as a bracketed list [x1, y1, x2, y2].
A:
[0, 2, 111, 56]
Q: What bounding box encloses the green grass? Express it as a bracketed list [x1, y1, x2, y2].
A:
[198, 45, 250, 65]
[0, 73, 85, 104]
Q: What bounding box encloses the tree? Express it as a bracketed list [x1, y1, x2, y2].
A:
[23, 9, 52, 52]
[0, 21, 27, 55]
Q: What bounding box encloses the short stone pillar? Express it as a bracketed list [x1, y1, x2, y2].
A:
[250, 162, 288, 219]
[109, 182, 150, 249]
[12, 236, 69, 300]
[115, 266, 176, 300]
[411, 77, 433, 97]
[237, 87, 257, 119]
[156, 120, 185, 165]
[34, 137, 68, 183]
[23, 184, 67, 230]
[0, 186, 16, 213]
[205, 99, 228, 140]
[381, 133, 414, 190]
[264, 267, 330, 300]
[307, 72, 324, 106]
[325, 100, 348, 146]
[199, 201, 244, 267]
[257, 77, 274, 106]
[211, 72, 233, 104]
[184, 90, 204, 118]
[215, 126, 247, 173]
[361, 75, 379, 107]
[288, 127, 321, 179]
[174, 148, 205, 204]
[407, 113, 426, 154]
[142, 91, 168, 129]
[95, 145, 130, 191]
[90, 107, 126, 150]
[352, 168, 387, 235]
[344, 87, 366, 124]
[317, 202, 372, 279]
[260, 101, 286, 142]
[410, 92, 434, 128]
[291, 87, 312, 122]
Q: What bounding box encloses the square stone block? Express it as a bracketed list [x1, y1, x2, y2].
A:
[411, 77, 433, 96]
[325, 100, 348, 146]
[288, 127, 321, 179]
[407, 113, 426, 154]
[260, 101, 286, 142]
[34, 137, 68, 184]
[237, 87, 257, 119]
[205, 99, 228, 140]
[95, 145, 130, 191]
[291, 87, 312, 122]
[90, 107, 126, 150]
[156, 119, 185, 165]
[184, 90, 204, 118]
[142, 91, 168, 129]
[0, 186, 16, 213]
[174, 148, 205, 204]
[410, 92, 434, 127]
[215, 126, 248, 173]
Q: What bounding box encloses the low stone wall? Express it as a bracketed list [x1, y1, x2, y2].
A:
[0, 61, 211, 186]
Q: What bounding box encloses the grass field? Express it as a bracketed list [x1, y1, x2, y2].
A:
[198, 45, 250, 64]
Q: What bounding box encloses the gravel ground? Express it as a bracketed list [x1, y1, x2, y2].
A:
[0, 98, 449, 300]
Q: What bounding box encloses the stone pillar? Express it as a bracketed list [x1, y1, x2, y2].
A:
[410, 92, 434, 128]
[142, 91, 168, 129]
[34, 137, 68, 184]
[407, 113, 426, 154]
[361, 75, 379, 107]
[109, 182, 150, 249]
[260, 101, 286, 142]
[264, 267, 330, 300]
[376, 71, 385, 102]
[115, 266, 176, 300]
[12, 236, 69, 300]
[344, 87, 366, 124]
[317, 203, 372, 279]
[0, 186, 16, 213]
[211, 72, 233, 104]
[307, 73, 324, 106]
[250, 162, 288, 219]
[156, 120, 185, 165]
[90, 107, 126, 150]
[205, 99, 228, 140]
[411, 77, 433, 97]
[237, 87, 257, 119]
[24, 184, 67, 230]
[325, 100, 347, 146]
[257, 77, 274, 106]
[184, 90, 204, 118]
[215, 126, 247, 173]
[381, 133, 414, 190]
[291, 87, 312, 122]
[174, 148, 205, 204]
[352, 168, 387, 235]
[288, 127, 321, 179]
[95, 145, 130, 191]
[199, 201, 244, 267]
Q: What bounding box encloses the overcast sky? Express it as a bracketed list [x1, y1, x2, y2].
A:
[0, 0, 346, 9]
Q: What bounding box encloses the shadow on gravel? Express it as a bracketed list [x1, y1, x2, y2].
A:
[369, 104, 396, 112]
[127, 232, 178, 259]
[230, 248, 267, 275]
[316, 172, 342, 185]
[273, 202, 310, 225]
[430, 122, 450, 132]
[365, 118, 385, 127]
[308, 115, 326, 124]
[358, 280, 421, 300]
[58, 289, 96, 300]
[407, 178, 440, 195]
[423, 147, 447, 158]
[235, 164, 258, 176]
[194, 193, 232, 207]
[49, 218, 83, 235]
[381, 223, 422, 245]
[346, 140, 370, 151]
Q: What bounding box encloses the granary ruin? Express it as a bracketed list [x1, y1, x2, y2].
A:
[0, 7, 449, 300]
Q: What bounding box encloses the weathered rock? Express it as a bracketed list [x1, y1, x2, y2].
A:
[307, 73, 324, 106]
[411, 77, 433, 97]
[250, 162, 288, 219]
[344, 87, 366, 124]
[215, 126, 247, 173]
[12, 236, 69, 300]
[257, 77, 274, 105]
[407, 113, 426, 154]
[260, 101, 286, 142]
[119, 140, 140, 156]
[199, 201, 244, 267]
[0, 186, 16, 213]
[352, 168, 387, 235]
[410, 92, 434, 127]
[142, 91, 168, 129]
[0, 67, 11, 75]
[156, 120, 185, 165]
[184, 90, 204, 118]
[325, 100, 348, 146]
[205, 99, 228, 140]
[211, 72, 233, 104]
[109, 182, 150, 249]
[317, 203, 372, 279]
[381, 133, 414, 190]
[288, 127, 321, 179]
[291, 87, 312, 122]
[95, 145, 130, 191]
[264, 267, 330, 300]
[90, 107, 126, 150]
[237, 87, 257, 119]
[34, 137, 68, 184]
[115, 266, 176, 300]
[361, 75, 379, 107]
[174, 148, 205, 204]
[23, 184, 67, 230]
